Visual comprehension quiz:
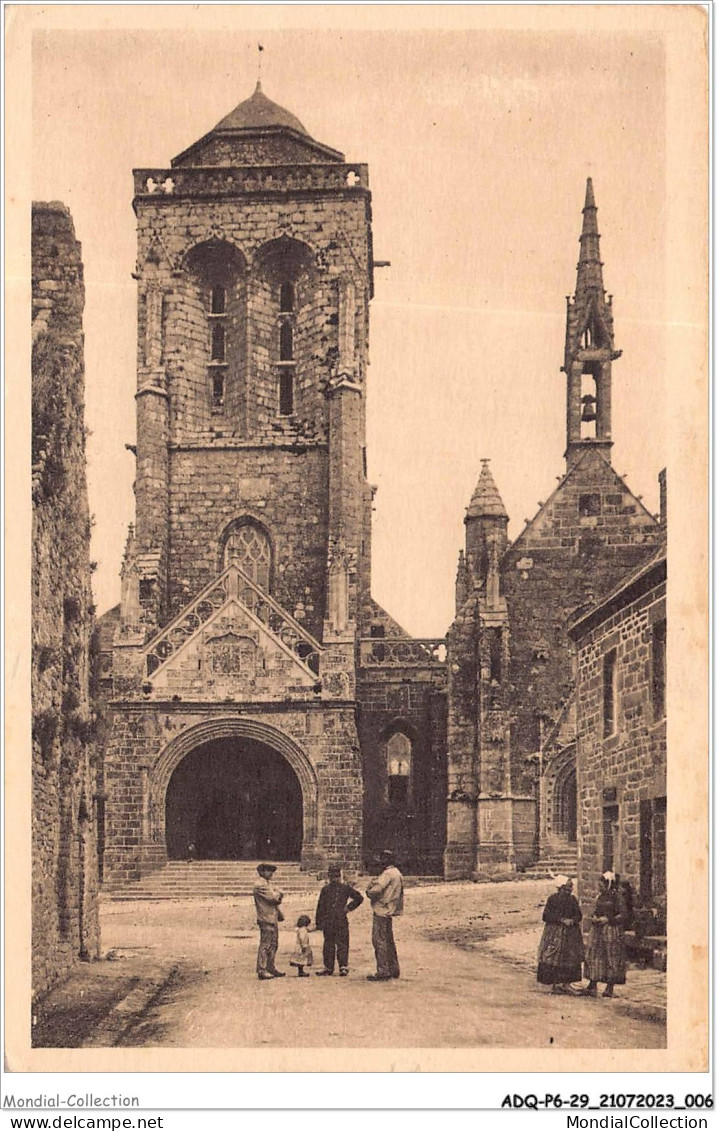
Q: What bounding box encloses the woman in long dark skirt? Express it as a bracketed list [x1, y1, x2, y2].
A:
[537, 876, 584, 994]
[582, 871, 627, 998]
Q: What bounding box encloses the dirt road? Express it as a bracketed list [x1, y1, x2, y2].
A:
[100, 881, 666, 1049]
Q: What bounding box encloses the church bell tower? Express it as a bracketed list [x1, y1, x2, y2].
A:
[105, 83, 374, 882]
[124, 81, 373, 643]
[563, 178, 621, 469]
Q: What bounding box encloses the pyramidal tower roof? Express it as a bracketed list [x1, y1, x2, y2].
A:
[172, 81, 344, 167]
[213, 81, 309, 136]
[466, 460, 508, 520]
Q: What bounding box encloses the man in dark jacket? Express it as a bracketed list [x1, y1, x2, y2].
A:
[315, 864, 363, 976]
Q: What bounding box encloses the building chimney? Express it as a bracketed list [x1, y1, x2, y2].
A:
[658, 468, 667, 532]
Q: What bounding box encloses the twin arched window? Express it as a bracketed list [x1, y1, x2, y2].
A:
[184, 237, 313, 422]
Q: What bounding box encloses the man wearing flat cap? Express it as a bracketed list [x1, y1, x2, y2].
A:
[315, 863, 363, 976]
[365, 849, 404, 981]
[253, 862, 286, 980]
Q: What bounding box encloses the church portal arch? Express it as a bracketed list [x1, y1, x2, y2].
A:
[149, 717, 319, 866]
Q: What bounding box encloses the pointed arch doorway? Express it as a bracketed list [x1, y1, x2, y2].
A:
[553, 764, 578, 844]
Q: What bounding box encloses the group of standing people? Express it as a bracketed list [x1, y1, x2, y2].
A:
[537, 871, 629, 998]
[252, 849, 404, 982]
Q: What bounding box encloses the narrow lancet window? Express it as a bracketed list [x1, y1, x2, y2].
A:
[280, 281, 295, 313]
[211, 323, 226, 362]
[489, 629, 502, 683]
[277, 280, 296, 415]
[208, 283, 228, 411]
[386, 732, 412, 809]
[212, 371, 225, 410]
[279, 369, 294, 416]
[280, 321, 293, 362]
[603, 648, 618, 737]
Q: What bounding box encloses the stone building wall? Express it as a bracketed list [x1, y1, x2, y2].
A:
[357, 666, 447, 871]
[570, 554, 666, 910]
[444, 593, 480, 876]
[32, 202, 100, 997]
[102, 704, 363, 882]
[167, 445, 329, 636]
[502, 448, 661, 800]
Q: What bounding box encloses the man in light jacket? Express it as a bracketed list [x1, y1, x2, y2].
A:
[365, 849, 404, 981]
[253, 862, 286, 980]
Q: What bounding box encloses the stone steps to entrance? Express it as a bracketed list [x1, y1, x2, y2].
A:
[522, 854, 579, 878]
[103, 861, 327, 902]
[101, 861, 445, 902]
[522, 842, 578, 878]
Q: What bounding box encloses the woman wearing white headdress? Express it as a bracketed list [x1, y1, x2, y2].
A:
[536, 875, 584, 995]
[582, 871, 627, 998]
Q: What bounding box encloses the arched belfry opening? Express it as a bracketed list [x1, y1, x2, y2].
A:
[254, 236, 316, 420]
[165, 736, 303, 860]
[182, 238, 248, 420]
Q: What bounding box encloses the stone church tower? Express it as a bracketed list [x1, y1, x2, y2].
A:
[102, 84, 379, 881]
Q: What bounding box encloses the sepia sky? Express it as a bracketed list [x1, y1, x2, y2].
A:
[31, 14, 669, 635]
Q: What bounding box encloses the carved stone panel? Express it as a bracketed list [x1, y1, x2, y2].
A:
[207, 632, 258, 677]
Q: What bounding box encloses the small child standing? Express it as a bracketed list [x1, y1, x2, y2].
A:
[289, 915, 314, 977]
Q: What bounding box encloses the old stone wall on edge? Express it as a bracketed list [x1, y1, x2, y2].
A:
[32, 202, 101, 998]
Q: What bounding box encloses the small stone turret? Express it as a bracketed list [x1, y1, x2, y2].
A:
[464, 459, 509, 603]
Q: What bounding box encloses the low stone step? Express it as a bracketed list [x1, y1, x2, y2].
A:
[525, 855, 578, 866]
[102, 867, 445, 902]
[102, 887, 321, 902]
[522, 861, 579, 877]
[106, 878, 307, 886]
[523, 865, 578, 873]
[165, 861, 304, 867]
